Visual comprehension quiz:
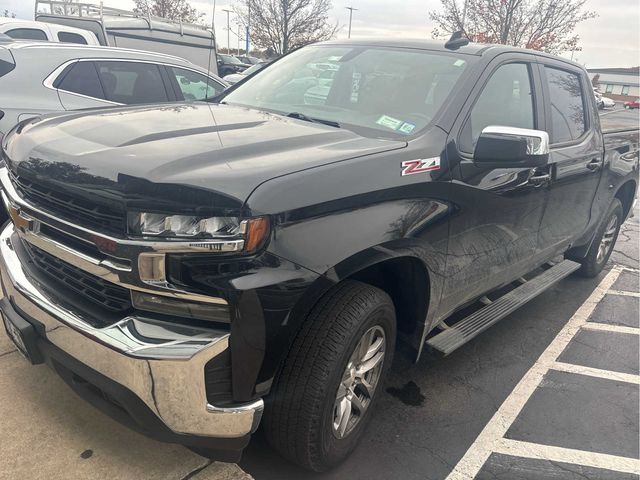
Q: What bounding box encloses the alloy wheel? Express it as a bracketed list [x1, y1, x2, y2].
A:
[597, 214, 618, 263]
[332, 325, 386, 439]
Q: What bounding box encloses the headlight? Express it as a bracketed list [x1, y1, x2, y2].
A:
[128, 212, 270, 253]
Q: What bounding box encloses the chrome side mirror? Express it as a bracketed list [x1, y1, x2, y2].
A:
[474, 126, 550, 168]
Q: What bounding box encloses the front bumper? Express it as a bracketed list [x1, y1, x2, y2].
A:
[0, 222, 263, 459]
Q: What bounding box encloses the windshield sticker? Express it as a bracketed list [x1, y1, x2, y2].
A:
[453, 59, 466, 67]
[351, 72, 361, 103]
[401, 157, 441, 176]
[398, 122, 416, 134]
[376, 115, 403, 130]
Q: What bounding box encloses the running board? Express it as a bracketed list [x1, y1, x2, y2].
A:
[426, 260, 581, 355]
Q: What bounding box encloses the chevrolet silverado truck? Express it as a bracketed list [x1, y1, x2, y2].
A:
[1, 38, 638, 471]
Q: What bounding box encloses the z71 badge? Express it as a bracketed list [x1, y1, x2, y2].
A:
[401, 157, 441, 176]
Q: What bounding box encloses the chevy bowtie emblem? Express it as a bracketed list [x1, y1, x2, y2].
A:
[8, 205, 34, 233]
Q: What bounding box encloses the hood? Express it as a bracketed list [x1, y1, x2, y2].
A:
[223, 73, 245, 84]
[3, 103, 404, 215]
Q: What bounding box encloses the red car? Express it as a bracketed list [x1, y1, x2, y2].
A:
[624, 99, 640, 109]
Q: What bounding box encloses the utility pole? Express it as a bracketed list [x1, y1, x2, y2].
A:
[222, 8, 232, 53]
[345, 6, 357, 39]
[245, 2, 251, 55]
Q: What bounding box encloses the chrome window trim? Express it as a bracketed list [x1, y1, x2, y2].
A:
[43, 57, 225, 104]
[1, 167, 231, 306]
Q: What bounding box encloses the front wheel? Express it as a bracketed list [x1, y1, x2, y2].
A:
[574, 198, 623, 277]
[263, 280, 396, 471]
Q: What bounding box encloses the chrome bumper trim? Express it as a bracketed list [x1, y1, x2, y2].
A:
[0, 223, 262, 438]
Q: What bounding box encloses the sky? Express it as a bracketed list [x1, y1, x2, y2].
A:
[2, 0, 639, 67]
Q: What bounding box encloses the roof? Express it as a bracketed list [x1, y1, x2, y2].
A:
[317, 38, 492, 55]
[0, 17, 97, 36]
[315, 38, 584, 69]
[0, 40, 203, 69]
[588, 67, 639, 75]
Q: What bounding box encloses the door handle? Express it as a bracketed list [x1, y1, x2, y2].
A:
[586, 159, 601, 171]
[528, 173, 551, 186]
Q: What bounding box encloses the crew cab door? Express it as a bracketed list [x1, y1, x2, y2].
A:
[535, 60, 603, 254]
[440, 56, 549, 315]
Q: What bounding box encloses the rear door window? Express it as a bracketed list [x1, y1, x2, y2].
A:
[56, 61, 105, 100]
[95, 61, 169, 104]
[6, 28, 48, 41]
[168, 67, 225, 101]
[459, 63, 535, 153]
[57, 32, 87, 44]
[544, 66, 586, 143]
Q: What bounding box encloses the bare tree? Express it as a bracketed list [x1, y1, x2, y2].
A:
[2, 9, 16, 18]
[234, 0, 338, 55]
[430, 0, 596, 54]
[133, 0, 204, 23]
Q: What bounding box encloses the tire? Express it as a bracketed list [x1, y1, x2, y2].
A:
[263, 280, 396, 471]
[574, 198, 623, 277]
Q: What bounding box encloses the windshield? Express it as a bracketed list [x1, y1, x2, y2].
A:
[221, 54, 242, 65]
[223, 45, 472, 138]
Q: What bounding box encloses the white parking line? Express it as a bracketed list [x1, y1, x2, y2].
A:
[445, 266, 630, 480]
[608, 289, 640, 298]
[582, 322, 640, 335]
[551, 361, 640, 384]
[493, 438, 640, 476]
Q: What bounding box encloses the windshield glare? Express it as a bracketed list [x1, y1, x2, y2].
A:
[223, 45, 471, 138]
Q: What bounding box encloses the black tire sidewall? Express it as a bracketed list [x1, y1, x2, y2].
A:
[580, 199, 623, 276]
[317, 301, 396, 468]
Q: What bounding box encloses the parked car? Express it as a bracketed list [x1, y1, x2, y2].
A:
[624, 99, 640, 109]
[223, 62, 267, 85]
[217, 53, 250, 76]
[0, 41, 227, 138]
[600, 96, 616, 109]
[1, 38, 638, 472]
[0, 17, 99, 45]
[34, 0, 219, 74]
[236, 55, 261, 65]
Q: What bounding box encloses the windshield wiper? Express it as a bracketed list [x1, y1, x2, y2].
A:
[286, 112, 340, 128]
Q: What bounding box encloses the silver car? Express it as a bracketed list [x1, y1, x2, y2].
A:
[0, 41, 227, 137]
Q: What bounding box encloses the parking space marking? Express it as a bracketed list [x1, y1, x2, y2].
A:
[608, 289, 640, 298]
[445, 266, 631, 480]
[492, 438, 640, 476]
[582, 322, 640, 335]
[551, 361, 640, 384]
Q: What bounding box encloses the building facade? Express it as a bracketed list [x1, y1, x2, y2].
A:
[588, 67, 639, 102]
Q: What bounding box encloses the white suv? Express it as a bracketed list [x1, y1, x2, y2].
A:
[0, 41, 227, 137]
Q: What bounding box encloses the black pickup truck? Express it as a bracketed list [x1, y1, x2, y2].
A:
[0, 38, 638, 471]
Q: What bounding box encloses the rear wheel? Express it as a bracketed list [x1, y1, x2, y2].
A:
[263, 280, 396, 471]
[574, 199, 623, 277]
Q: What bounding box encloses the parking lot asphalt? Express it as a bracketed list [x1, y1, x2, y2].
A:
[600, 107, 639, 131]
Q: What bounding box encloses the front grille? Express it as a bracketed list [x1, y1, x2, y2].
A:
[11, 173, 124, 234]
[22, 241, 132, 313]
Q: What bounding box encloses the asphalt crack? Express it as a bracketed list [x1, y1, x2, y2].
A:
[180, 459, 213, 480]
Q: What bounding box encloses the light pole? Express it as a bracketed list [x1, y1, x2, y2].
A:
[345, 6, 357, 39]
[245, 3, 251, 55]
[222, 8, 232, 53]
